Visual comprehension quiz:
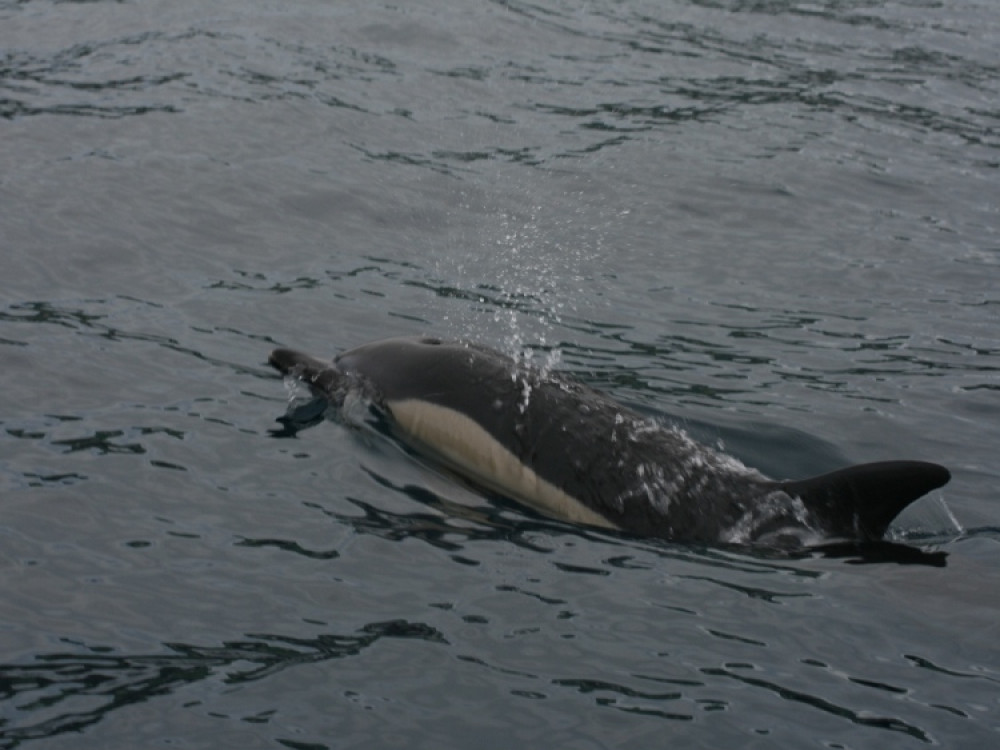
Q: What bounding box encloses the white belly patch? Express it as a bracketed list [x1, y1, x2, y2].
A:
[387, 398, 618, 531]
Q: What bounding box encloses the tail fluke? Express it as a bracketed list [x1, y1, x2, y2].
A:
[780, 460, 951, 541]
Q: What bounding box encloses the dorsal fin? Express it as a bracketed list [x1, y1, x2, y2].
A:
[779, 461, 951, 541]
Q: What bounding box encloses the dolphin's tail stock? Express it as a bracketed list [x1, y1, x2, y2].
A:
[779, 460, 952, 541]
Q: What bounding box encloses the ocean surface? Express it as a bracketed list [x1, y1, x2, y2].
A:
[1, 0, 998, 747]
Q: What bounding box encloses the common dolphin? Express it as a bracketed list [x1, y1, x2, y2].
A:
[269, 336, 950, 548]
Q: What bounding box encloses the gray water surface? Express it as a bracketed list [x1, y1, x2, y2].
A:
[2, 0, 998, 747]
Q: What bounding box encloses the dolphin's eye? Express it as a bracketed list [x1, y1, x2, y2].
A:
[423, 337, 442, 345]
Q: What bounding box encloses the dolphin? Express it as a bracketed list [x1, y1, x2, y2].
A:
[269, 336, 950, 548]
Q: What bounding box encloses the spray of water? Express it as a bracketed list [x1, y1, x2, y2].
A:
[434, 195, 611, 375]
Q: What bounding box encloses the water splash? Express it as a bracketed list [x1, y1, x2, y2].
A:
[436, 194, 608, 365]
[721, 493, 823, 548]
[937, 495, 965, 536]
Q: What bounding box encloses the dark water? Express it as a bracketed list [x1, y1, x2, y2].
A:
[2, 0, 998, 747]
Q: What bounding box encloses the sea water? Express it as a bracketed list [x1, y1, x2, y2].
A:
[1, 0, 998, 747]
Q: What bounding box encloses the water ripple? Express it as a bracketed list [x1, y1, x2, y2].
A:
[701, 664, 932, 742]
[0, 620, 447, 748]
